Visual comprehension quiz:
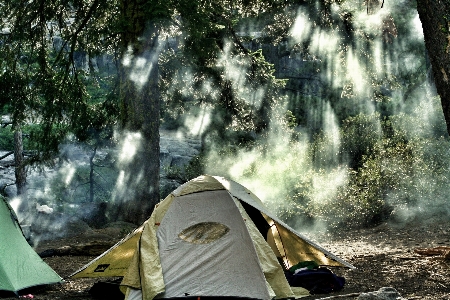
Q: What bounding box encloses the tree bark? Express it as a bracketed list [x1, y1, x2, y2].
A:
[14, 125, 30, 217]
[113, 0, 161, 225]
[416, 0, 450, 135]
[116, 55, 160, 224]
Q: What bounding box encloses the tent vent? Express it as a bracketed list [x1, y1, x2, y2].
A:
[178, 222, 230, 244]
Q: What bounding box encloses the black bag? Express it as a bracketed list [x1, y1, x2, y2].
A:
[89, 278, 125, 300]
[285, 267, 345, 294]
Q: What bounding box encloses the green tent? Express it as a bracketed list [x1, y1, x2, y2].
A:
[0, 198, 62, 294]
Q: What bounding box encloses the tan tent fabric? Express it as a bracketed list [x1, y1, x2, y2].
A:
[234, 198, 296, 299]
[172, 174, 225, 196]
[214, 175, 354, 269]
[71, 226, 144, 279]
[70, 174, 354, 300]
[120, 193, 176, 298]
[291, 287, 311, 298]
[120, 218, 165, 300]
[72, 194, 177, 281]
[154, 189, 271, 299]
[273, 220, 345, 268]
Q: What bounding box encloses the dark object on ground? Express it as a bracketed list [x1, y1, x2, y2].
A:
[89, 279, 124, 300]
[286, 267, 345, 294]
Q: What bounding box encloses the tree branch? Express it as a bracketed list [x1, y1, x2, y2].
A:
[0, 151, 14, 161]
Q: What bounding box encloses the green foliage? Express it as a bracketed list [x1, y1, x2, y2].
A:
[0, 0, 446, 230]
[252, 87, 448, 230]
[0, 0, 120, 162]
[163, 154, 206, 184]
[0, 128, 14, 150]
[340, 113, 382, 169]
[284, 110, 297, 129]
[280, 109, 450, 229]
[157, 1, 290, 140]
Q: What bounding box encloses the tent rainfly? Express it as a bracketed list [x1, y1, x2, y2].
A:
[71, 175, 354, 300]
[0, 198, 62, 294]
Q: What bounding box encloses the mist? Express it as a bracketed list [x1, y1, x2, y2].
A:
[197, 0, 449, 232]
[1, 0, 448, 243]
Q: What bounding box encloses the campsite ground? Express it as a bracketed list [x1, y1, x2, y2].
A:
[2, 216, 450, 300]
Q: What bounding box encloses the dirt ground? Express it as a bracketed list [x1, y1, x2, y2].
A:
[1, 217, 449, 300]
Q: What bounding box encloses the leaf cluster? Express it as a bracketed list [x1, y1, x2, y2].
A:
[0, 0, 121, 161]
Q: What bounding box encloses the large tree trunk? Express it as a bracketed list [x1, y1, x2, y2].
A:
[113, 1, 161, 225]
[416, 0, 450, 135]
[115, 56, 160, 225]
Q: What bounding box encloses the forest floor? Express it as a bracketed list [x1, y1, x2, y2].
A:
[1, 216, 449, 300]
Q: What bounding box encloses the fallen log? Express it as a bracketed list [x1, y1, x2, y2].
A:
[414, 246, 450, 259]
[39, 241, 115, 257]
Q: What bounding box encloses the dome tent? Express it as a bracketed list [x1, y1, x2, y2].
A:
[71, 175, 354, 299]
[0, 198, 62, 295]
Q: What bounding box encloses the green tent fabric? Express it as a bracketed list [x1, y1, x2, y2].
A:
[0, 198, 62, 294]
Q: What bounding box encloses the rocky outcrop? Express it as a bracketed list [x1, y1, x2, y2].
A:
[159, 129, 202, 176]
[0, 130, 201, 240]
[0, 129, 201, 198]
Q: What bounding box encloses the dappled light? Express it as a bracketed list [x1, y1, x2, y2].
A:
[117, 131, 142, 164]
[1, 0, 450, 298]
[113, 159, 146, 208]
[196, 0, 449, 234]
[0, 0, 445, 234]
[129, 57, 154, 88]
[289, 9, 312, 44]
[62, 164, 77, 186]
[8, 197, 22, 216]
[184, 106, 212, 137]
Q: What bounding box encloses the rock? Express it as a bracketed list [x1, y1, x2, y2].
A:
[160, 130, 201, 173]
[170, 154, 192, 169]
[1, 129, 202, 240]
[358, 287, 405, 300]
[79, 202, 109, 228]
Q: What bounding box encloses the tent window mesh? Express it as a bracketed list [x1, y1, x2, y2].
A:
[178, 222, 230, 244]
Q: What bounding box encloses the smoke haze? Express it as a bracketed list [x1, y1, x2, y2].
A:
[2, 0, 448, 240]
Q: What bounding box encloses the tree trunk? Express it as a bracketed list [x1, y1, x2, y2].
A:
[14, 125, 29, 217]
[113, 0, 161, 225]
[116, 57, 160, 224]
[14, 126, 26, 196]
[416, 0, 450, 135]
[89, 146, 97, 203]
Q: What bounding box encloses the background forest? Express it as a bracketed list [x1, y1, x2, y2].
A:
[0, 0, 448, 235]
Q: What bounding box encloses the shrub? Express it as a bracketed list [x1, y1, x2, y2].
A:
[278, 107, 450, 230]
[0, 128, 14, 150]
[340, 113, 382, 169]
